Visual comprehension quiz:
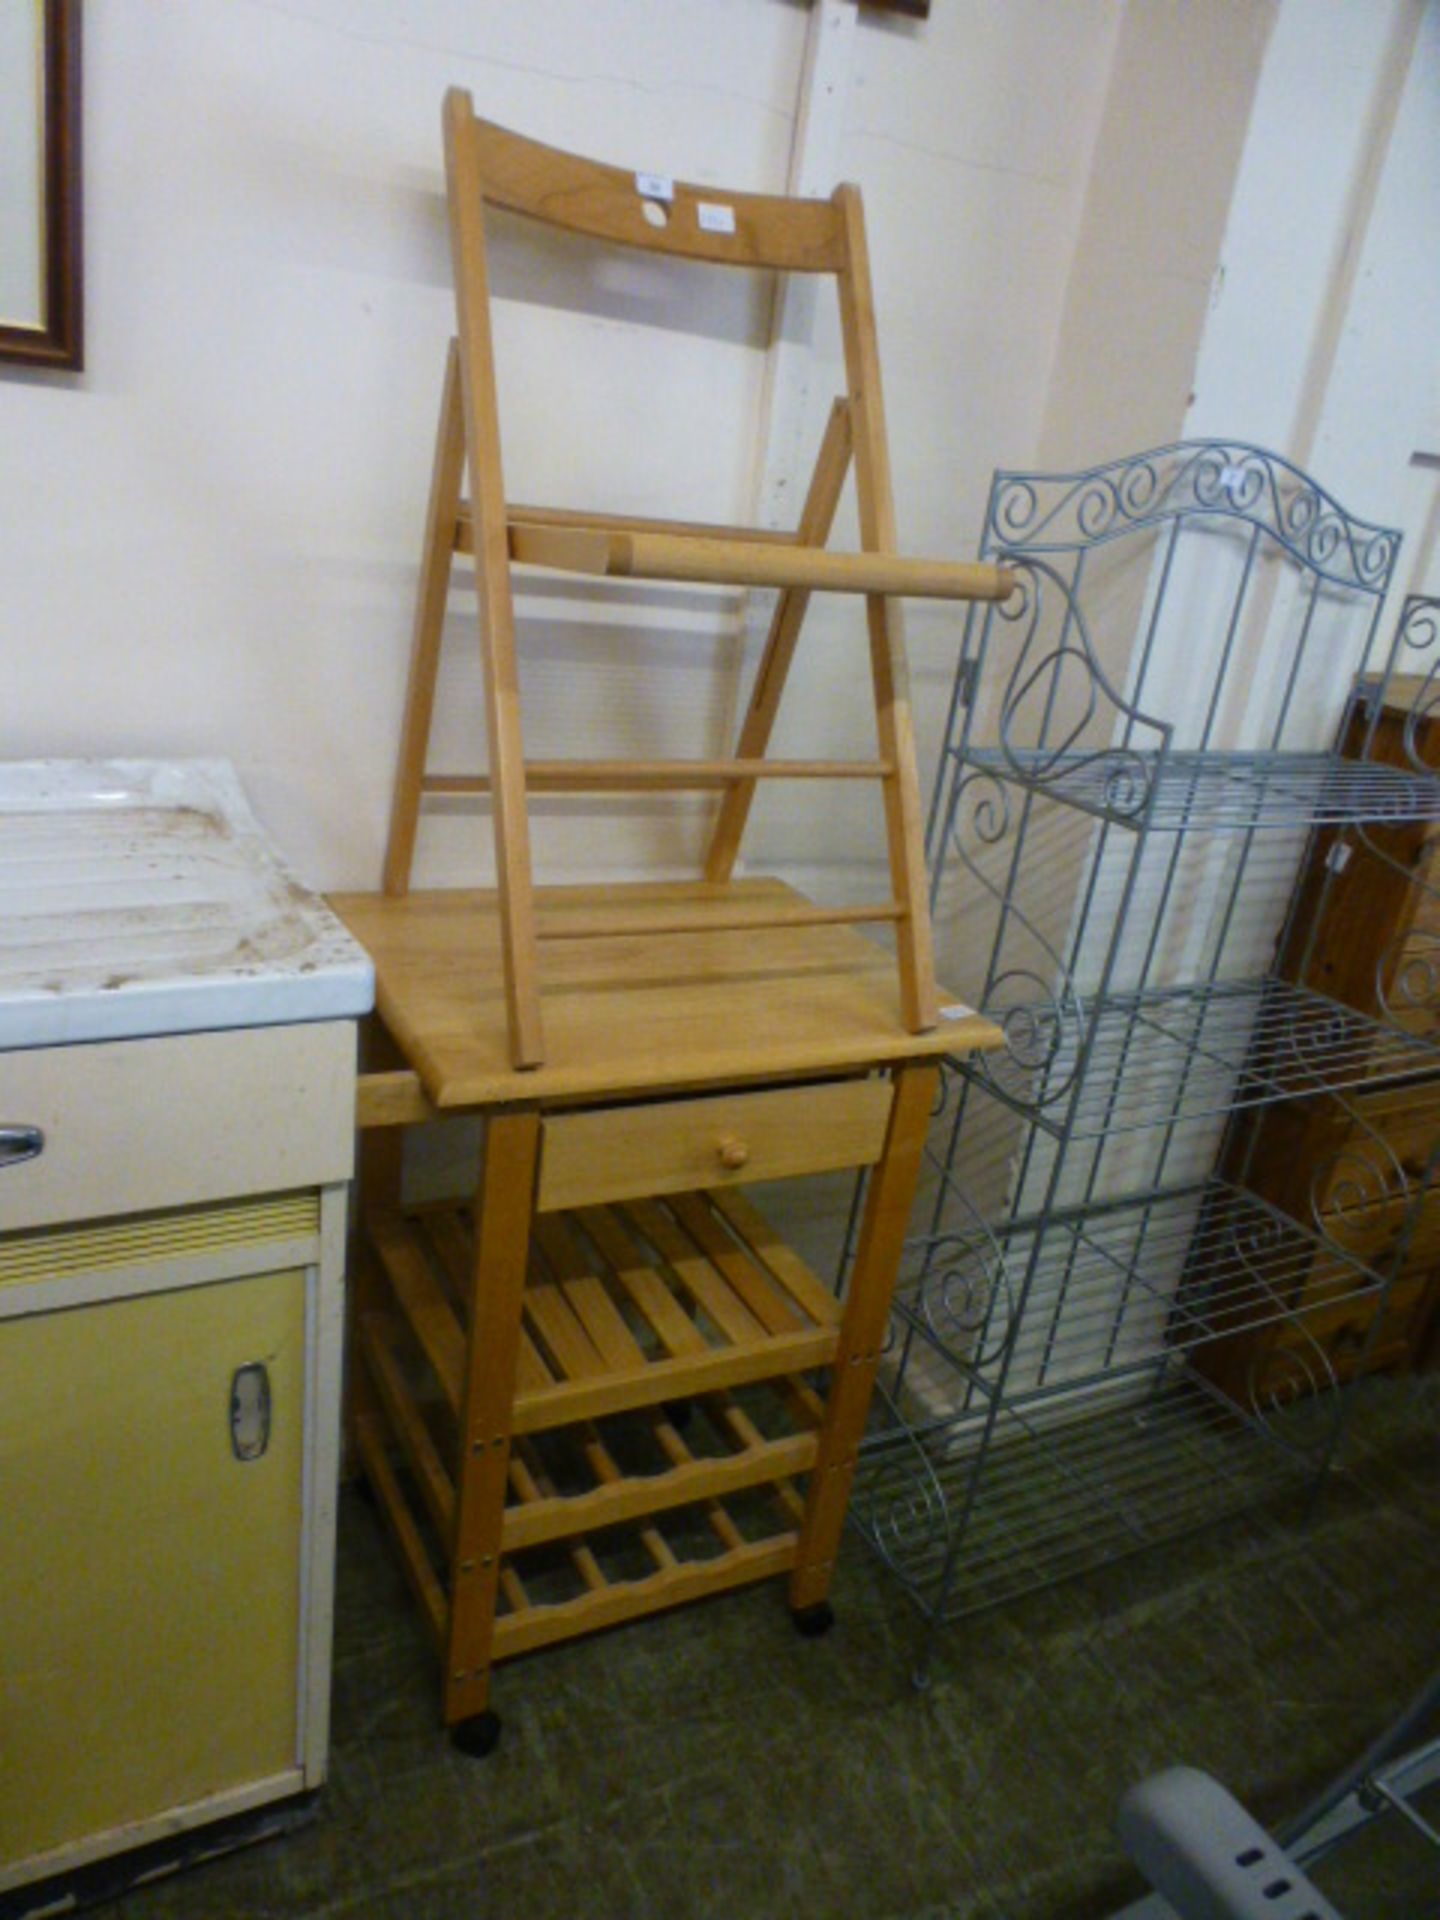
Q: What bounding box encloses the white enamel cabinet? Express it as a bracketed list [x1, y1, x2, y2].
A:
[0, 1021, 355, 1905]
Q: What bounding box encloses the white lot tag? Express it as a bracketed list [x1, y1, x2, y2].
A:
[938, 1004, 972, 1022]
[697, 201, 737, 234]
[1326, 840, 1353, 873]
[635, 172, 674, 202]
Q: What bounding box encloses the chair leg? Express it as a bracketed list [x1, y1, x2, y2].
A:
[383, 341, 467, 898]
[443, 1110, 541, 1732]
[446, 95, 545, 1068]
[704, 397, 853, 883]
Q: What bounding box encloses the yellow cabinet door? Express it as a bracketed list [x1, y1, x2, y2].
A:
[0, 1268, 307, 1869]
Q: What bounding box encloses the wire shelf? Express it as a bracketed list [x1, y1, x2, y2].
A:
[964, 748, 1440, 833]
[896, 1176, 1384, 1395]
[852, 1369, 1312, 1623]
[972, 974, 1440, 1140]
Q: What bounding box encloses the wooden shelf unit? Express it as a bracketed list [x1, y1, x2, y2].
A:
[354, 1187, 838, 1664]
[334, 881, 1000, 1737]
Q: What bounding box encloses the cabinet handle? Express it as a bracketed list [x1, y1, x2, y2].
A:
[715, 1133, 749, 1172]
[0, 1125, 44, 1170]
[230, 1362, 272, 1461]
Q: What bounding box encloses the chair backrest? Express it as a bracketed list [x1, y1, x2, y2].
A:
[461, 109, 848, 274]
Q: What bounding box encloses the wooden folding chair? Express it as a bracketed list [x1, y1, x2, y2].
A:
[384, 90, 1014, 1071]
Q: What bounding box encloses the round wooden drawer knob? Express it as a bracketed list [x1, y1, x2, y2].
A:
[715, 1133, 749, 1172]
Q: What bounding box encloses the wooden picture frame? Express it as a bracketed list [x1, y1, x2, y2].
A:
[0, 0, 82, 370]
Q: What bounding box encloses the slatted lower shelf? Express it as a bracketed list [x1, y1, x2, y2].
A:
[357, 1187, 838, 1661]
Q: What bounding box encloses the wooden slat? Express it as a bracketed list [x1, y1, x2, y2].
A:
[576, 1206, 709, 1357]
[624, 1198, 766, 1346]
[702, 1395, 807, 1525]
[512, 1441, 609, 1593]
[580, 1430, 676, 1577]
[421, 758, 892, 794]
[410, 1193, 547, 1393]
[490, 1535, 798, 1662]
[706, 395, 854, 883]
[360, 1314, 456, 1541]
[525, 1277, 608, 1381]
[507, 519, 1014, 602]
[504, 1447, 545, 1506]
[645, 1407, 745, 1550]
[499, 1564, 530, 1614]
[774, 1374, 826, 1430]
[367, 1212, 465, 1415]
[417, 1209, 473, 1321]
[532, 1216, 648, 1370]
[514, 1327, 555, 1396]
[354, 1413, 447, 1649]
[511, 1325, 836, 1435]
[534, 901, 904, 942]
[667, 1193, 806, 1335]
[707, 1188, 845, 1329]
[518, 1227, 675, 1574]
[415, 1206, 552, 1394]
[500, 1431, 816, 1552]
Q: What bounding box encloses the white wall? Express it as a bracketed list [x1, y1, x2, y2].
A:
[1, 0, 1118, 900]
[2, 0, 1433, 925]
[3, 0, 806, 883]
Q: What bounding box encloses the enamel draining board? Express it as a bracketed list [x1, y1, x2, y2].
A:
[0, 760, 373, 1049]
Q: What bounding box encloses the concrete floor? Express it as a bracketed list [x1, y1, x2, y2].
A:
[81, 1372, 1440, 1920]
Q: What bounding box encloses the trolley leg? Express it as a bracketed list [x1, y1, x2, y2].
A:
[443, 1109, 541, 1747]
[789, 1063, 938, 1618]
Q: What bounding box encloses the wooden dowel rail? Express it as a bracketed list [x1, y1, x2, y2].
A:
[506, 520, 1016, 603]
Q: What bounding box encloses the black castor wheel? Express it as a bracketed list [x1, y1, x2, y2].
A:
[791, 1601, 835, 1639]
[450, 1709, 502, 1758]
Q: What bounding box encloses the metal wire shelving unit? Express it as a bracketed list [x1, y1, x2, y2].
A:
[848, 444, 1440, 1664]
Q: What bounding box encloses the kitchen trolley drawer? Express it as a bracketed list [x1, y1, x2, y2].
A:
[0, 1023, 355, 1233]
[535, 1076, 895, 1212]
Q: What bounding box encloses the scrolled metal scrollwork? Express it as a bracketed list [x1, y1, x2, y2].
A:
[1376, 927, 1440, 1033]
[984, 555, 1164, 822]
[945, 767, 1088, 1109]
[852, 1438, 954, 1579]
[1309, 1100, 1411, 1263]
[908, 1228, 1016, 1373]
[981, 442, 1400, 596]
[951, 762, 1016, 851]
[1382, 596, 1440, 775]
[1246, 1330, 1341, 1456]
